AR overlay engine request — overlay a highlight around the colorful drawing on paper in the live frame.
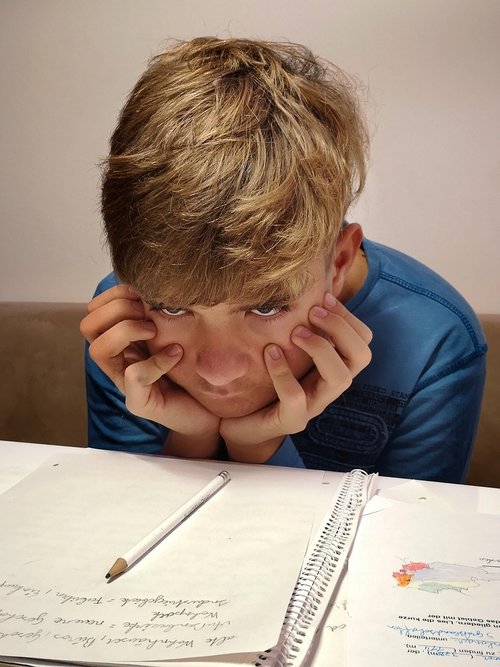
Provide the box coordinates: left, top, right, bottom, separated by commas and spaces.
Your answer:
392, 561, 500, 594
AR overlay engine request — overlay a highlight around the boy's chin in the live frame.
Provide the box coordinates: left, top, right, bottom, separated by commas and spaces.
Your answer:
196, 393, 277, 419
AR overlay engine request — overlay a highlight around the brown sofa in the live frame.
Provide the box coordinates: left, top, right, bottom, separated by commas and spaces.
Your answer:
0, 303, 498, 487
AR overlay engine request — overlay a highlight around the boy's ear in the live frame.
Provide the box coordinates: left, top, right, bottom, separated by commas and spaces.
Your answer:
330, 223, 364, 297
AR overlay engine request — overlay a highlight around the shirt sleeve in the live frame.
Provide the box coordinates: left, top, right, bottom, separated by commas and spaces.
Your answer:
85, 341, 168, 454
266, 436, 305, 468
376, 352, 486, 483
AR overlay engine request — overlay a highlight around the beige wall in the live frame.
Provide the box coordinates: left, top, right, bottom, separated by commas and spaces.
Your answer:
1, 0, 499, 311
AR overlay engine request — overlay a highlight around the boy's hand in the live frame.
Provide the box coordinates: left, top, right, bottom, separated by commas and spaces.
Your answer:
220, 295, 372, 461
80, 285, 221, 456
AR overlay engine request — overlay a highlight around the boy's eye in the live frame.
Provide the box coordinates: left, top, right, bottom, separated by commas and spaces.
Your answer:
249, 305, 286, 317
157, 306, 187, 317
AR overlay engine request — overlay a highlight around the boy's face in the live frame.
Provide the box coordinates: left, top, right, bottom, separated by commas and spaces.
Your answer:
143, 257, 334, 419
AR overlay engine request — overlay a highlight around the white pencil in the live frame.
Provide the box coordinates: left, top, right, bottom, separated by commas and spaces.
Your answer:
105, 470, 231, 579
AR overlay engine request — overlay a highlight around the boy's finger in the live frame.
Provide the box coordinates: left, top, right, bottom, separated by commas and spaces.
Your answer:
264, 345, 308, 434
124, 346, 183, 412
322, 295, 373, 344
81, 297, 146, 342
88, 320, 157, 389
291, 329, 354, 412
86, 284, 141, 313
308, 310, 372, 376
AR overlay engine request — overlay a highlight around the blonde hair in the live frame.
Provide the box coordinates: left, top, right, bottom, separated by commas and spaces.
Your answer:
102, 37, 368, 306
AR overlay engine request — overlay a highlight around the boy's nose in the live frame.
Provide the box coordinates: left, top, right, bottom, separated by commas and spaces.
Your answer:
195, 344, 249, 386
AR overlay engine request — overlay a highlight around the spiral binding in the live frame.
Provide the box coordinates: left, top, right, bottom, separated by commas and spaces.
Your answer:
253, 469, 371, 667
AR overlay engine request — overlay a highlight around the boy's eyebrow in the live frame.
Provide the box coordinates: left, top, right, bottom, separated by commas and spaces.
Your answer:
145, 300, 167, 308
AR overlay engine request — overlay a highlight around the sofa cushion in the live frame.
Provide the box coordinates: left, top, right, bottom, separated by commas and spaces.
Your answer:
0, 302, 87, 446
466, 314, 500, 488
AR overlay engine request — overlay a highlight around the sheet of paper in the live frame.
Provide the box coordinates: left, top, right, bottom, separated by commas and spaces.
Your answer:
362, 494, 393, 516
0, 448, 329, 664
0, 441, 56, 495
478, 487, 500, 516
303, 567, 349, 667
347, 502, 500, 665
377, 479, 456, 512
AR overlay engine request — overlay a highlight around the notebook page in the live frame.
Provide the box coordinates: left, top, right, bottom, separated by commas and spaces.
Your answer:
347, 502, 500, 665
0, 448, 327, 663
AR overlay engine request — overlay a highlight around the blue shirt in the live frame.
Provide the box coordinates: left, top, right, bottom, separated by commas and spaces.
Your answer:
85, 239, 486, 483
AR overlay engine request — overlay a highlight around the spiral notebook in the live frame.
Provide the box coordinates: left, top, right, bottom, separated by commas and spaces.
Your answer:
121, 468, 374, 667
0, 446, 374, 667
252, 468, 373, 667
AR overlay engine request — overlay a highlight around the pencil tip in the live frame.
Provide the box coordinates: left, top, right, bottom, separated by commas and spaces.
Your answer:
106, 557, 128, 580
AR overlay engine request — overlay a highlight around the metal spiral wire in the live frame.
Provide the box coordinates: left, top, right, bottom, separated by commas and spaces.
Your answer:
254, 469, 369, 667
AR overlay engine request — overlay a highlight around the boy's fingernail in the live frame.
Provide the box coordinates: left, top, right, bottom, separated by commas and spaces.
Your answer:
312, 306, 328, 318
293, 326, 312, 338
166, 344, 182, 356
324, 292, 337, 308
141, 320, 156, 330
266, 344, 282, 360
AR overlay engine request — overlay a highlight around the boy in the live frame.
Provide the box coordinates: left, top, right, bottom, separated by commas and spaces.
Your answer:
81, 37, 486, 482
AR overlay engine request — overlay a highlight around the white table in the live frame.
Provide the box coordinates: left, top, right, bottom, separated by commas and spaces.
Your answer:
0, 440, 499, 667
